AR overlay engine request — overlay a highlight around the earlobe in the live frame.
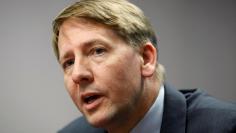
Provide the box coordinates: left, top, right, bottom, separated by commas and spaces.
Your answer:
141, 42, 157, 77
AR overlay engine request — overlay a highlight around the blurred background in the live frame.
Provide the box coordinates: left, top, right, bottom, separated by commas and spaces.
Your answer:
0, 0, 235, 132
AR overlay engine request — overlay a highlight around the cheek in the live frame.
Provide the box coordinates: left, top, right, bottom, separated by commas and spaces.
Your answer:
64, 77, 84, 110
96, 57, 141, 101
64, 76, 72, 93
64, 76, 78, 101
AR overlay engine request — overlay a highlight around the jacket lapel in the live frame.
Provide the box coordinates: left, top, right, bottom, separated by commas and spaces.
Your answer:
160, 84, 187, 133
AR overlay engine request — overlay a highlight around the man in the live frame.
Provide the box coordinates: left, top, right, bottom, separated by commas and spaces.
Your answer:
52, 0, 236, 133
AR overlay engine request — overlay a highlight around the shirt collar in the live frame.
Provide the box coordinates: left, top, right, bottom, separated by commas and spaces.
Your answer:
131, 85, 165, 133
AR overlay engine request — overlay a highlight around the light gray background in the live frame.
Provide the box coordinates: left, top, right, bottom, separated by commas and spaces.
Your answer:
0, 0, 235, 133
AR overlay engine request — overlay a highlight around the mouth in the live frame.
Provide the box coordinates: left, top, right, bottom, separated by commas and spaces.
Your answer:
81, 93, 104, 110
84, 94, 101, 104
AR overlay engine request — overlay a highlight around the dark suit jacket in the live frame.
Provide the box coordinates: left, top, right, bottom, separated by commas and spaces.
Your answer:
58, 84, 236, 133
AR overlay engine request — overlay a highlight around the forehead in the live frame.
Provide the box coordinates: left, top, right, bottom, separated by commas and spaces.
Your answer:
58, 18, 115, 46
57, 18, 127, 59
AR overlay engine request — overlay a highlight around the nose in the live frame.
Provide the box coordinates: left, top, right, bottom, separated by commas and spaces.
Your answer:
71, 59, 93, 86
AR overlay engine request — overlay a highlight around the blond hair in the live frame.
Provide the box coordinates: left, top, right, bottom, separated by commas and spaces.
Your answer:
52, 0, 165, 82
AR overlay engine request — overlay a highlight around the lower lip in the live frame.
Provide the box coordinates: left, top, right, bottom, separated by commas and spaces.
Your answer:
84, 96, 104, 111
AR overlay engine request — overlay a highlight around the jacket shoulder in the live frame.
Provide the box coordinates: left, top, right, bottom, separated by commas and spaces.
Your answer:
58, 117, 106, 133
180, 89, 236, 132
180, 89, 236, 111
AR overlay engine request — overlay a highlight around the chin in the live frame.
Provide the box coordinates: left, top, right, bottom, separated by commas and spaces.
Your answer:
87, 116, 108, 128
86, 111, 114, 128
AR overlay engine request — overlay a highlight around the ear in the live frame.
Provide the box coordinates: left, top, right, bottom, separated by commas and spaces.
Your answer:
140, 42, 157, 77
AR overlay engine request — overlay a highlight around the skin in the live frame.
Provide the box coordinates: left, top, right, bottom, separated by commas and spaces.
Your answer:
57, 18, 159, 133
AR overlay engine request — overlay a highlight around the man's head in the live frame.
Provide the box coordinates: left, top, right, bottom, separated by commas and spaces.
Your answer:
53, 0, 157, 60
52, 0, 164, 132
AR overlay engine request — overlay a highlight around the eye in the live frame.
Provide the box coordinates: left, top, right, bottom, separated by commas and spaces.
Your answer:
92, 47, 106, 56
62, 59, 74, 70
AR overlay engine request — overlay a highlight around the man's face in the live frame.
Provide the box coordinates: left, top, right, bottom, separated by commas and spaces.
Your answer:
58, 18, 145, 127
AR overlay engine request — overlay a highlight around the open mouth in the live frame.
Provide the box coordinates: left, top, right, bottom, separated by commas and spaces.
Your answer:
84, 95, 101, 104
81, 92, 104, 110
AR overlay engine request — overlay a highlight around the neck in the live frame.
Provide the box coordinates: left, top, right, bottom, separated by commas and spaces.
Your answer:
106, 79, 161, 133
